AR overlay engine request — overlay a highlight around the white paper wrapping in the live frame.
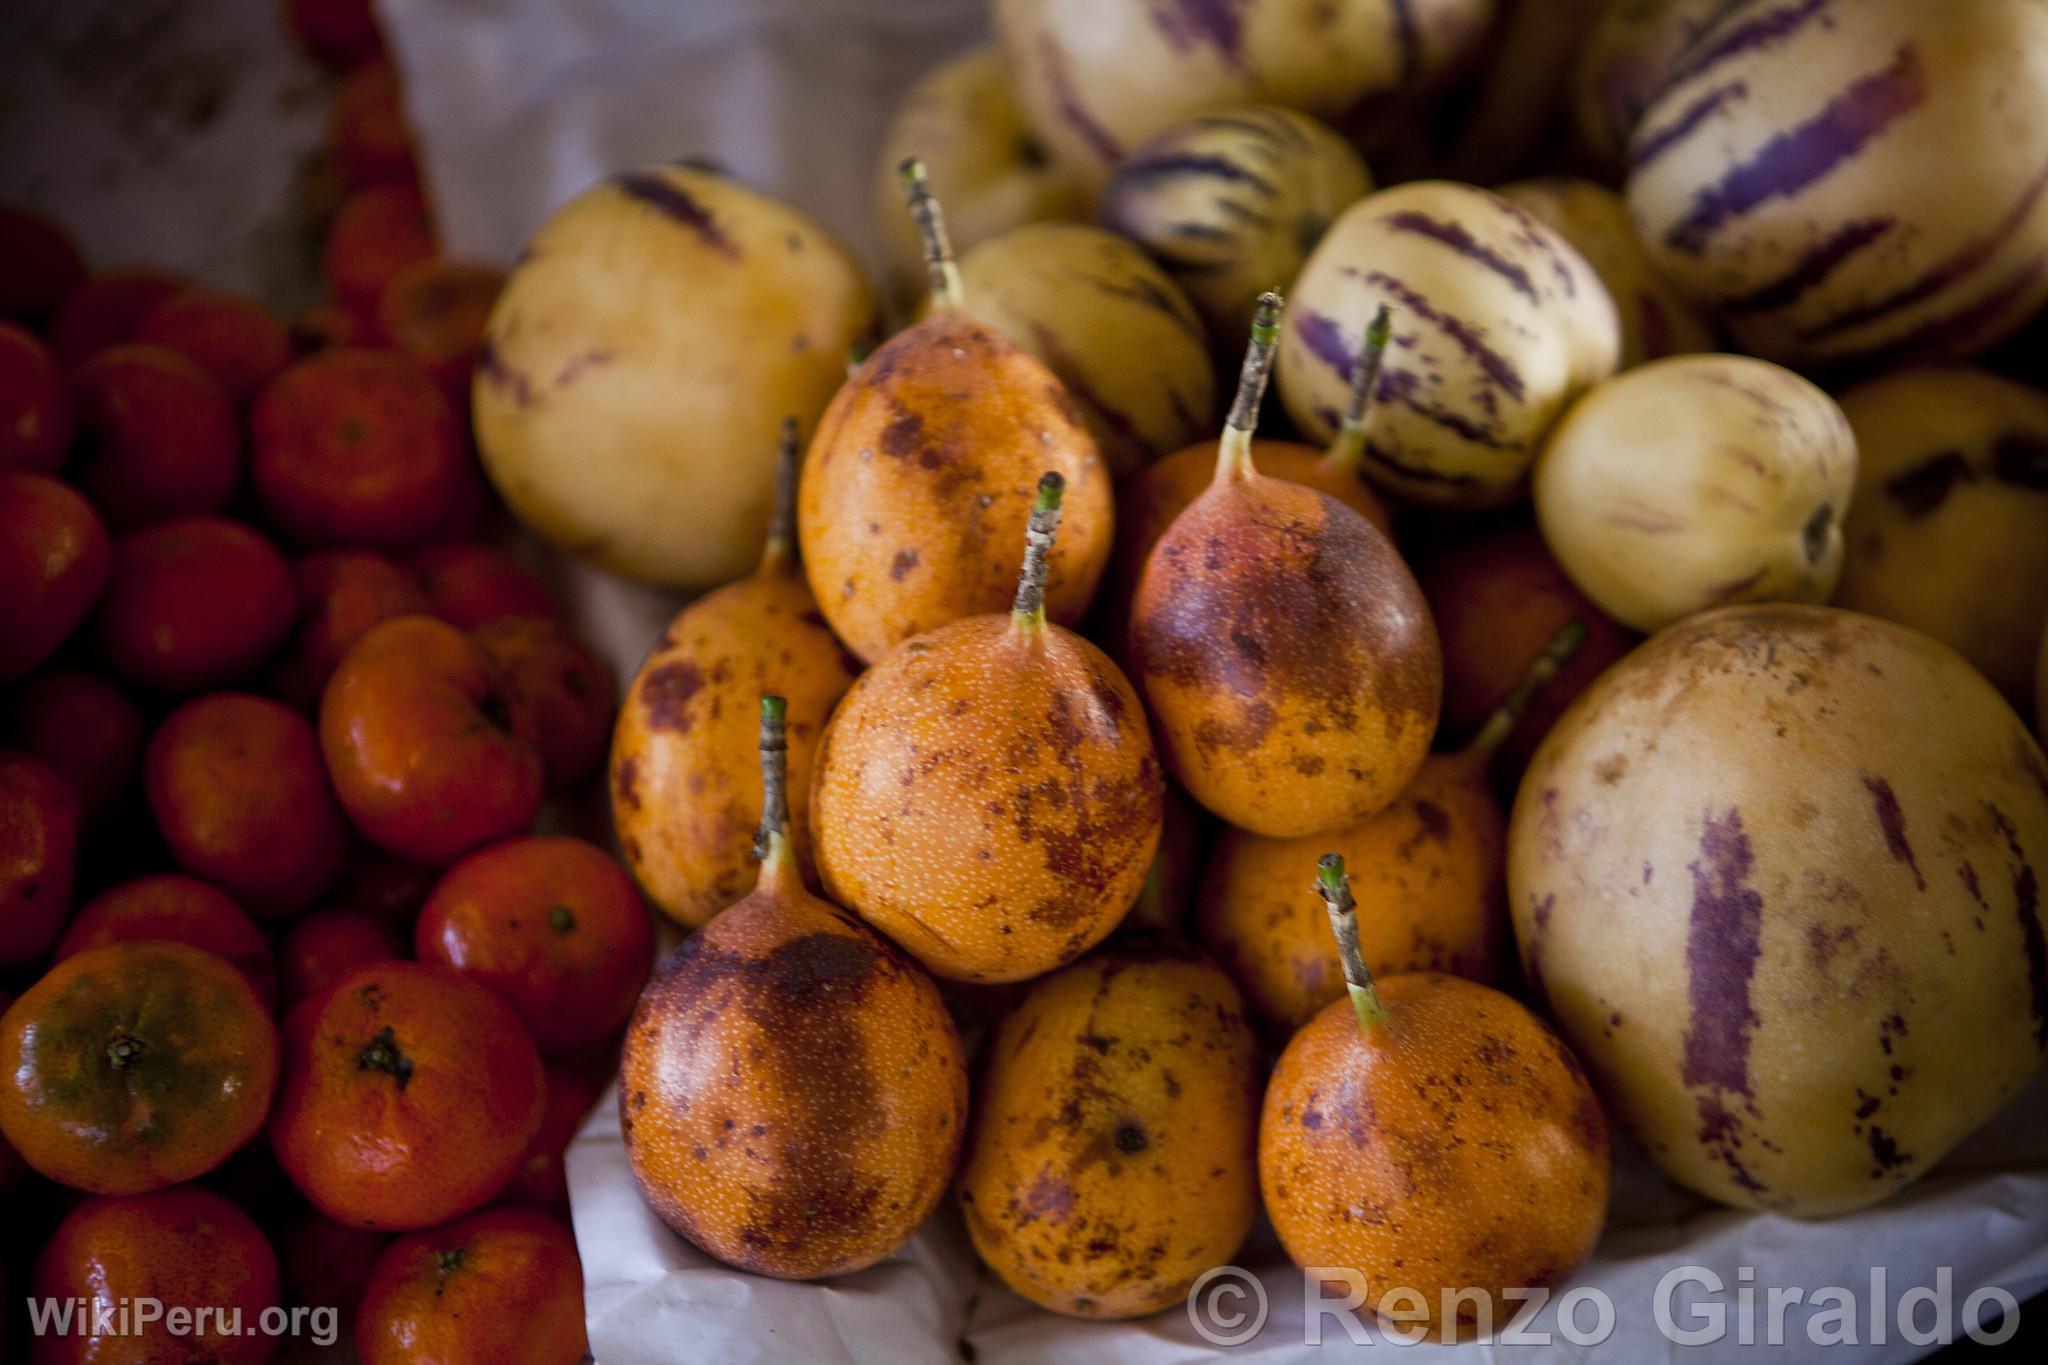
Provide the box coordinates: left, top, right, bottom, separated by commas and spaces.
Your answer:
374, 2, 2048, 1361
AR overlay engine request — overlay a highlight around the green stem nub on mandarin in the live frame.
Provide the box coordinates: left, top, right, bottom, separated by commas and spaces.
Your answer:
899, 157, 963, 311
755, 694, 791, 868
1218, 291, 1284, 481
1316, 853, 1387, 1035
762, 416, 801, 572
1012, 471, 1066, 629
1326, 303, 1393, 475
1465, 618, 1588, 765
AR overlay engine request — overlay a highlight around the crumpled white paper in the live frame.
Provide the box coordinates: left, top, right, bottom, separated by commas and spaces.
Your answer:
377, 2, 2048, 1360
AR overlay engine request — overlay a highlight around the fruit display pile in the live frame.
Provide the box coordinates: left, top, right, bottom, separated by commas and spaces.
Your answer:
5, 0, 2048, 1358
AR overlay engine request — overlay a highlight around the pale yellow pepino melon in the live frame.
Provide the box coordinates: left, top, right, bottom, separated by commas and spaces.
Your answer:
1510, 605, 2048, 1216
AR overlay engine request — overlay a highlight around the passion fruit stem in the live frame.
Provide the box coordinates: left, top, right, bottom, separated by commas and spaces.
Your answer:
845, 337, 871, 375
1316, 853, 1387, 1035
900, 157, 963, 311
755, 694, 791, 871
1218, 291, 1283, 482
1011, 471, 1066, 629
1465, 619, 1588, 765
761, 416, 801, 573
1324, 304, 1392, 475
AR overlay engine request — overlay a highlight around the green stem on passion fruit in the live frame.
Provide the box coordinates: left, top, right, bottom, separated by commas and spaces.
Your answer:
1317, 853, 1388, 1036
754, 694, 793, 876
1216, 291, 1283, 483
900, 158, 963, 311
1322, 304, 1393, 476
760, 416, 801, 574
1462, 618, 1588, 767
1011, 472, 1066, 632
845, 336, 872, 376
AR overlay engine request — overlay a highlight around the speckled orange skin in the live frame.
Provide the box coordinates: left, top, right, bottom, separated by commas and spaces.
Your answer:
958, 943, 1260, 1319
1260, 973, 1611, 1341
799, 313, 1113, 663
1130, 468, 1441, 838
356, 1206, 588, 1365
1419, 525, 1635, 780
0, 942, 280, 1196
612, 565, 860, 929
1197, 751, 1505, 1041
32, 1184, 280, 1365
812, 615, 1164, 983
618, 856, 968, 1279
1098, 439, 1394, 667
269, 960, 545, 1230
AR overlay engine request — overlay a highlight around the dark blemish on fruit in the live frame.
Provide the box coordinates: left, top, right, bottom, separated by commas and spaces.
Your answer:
1114, 1121, 1149, 1154
879, 406, 924, 460
1682, 808, 1765, 1098
1883, 450, 1973, 519
1662, 44, 1928, 256
1695, 1093, 1769, 1194
1024, 1170, 1077, 1225
1381, 210, 1538, 304
1531, 893, 1554, 932
612, 172, 741, 260
1987, 803, 2048, 1047
553, 348, 614, 388
474, 338, 533, 406
1595, 753, 1629, 785
1867, 1125, 1911, 1174
1994, 433, 2048, 489
1293, 753, 1325, 777
640, 660, 704, 731
1860, 775, 1925, 890
889, 548, 920, 581
613, 756, 640, 810
1408, 798, 1451, 849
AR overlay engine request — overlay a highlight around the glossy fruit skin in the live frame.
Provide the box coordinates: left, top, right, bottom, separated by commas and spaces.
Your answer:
0, 320, 70, 472
1, 668, 147, 822
1834, 366, 2048, 707
619, 871, 968, 1279
1, 751, 79, 968
47, 267, 187, 363
1260, 973, 1611, 1340
416, 835, 652, 1054
1100, 437, 1393, 665
325, 183, 436, 318
1130, 472, 1440, 838
476, 165, 876, 590
93, 515, 296, 694
1510, 605, 2048, 1215
611, 566, 859, 928
814, 616, 1163, 983
145, 693, 349, 917
56, 874, 278, 1011
357, 1206, 588, 1365
375, 258, 503, 403
0, 941, 280, 1195
269, 549, 432, 711
505, 1060, 603, 1215
953, 223, 1216, 477
319, 615, 544, 866
68, 343, 242, 531
276, 908, 405, 1009
1198, 751, 1506, 1040
1626, 0, 2048, 368
0, 470, 110, 682
408, 541, 559, 629
1533, 354, 1856, 632
271, 959, 546, 1229
799, 313, 1113, 663
470, 615, 615, 788
132, 288, 293, 406
32, 1184, 281, 1365
251, 347, 465, 548
1418, 524, 1635, 780
958, 944, 1261, 1318
329, 60, 416, 188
